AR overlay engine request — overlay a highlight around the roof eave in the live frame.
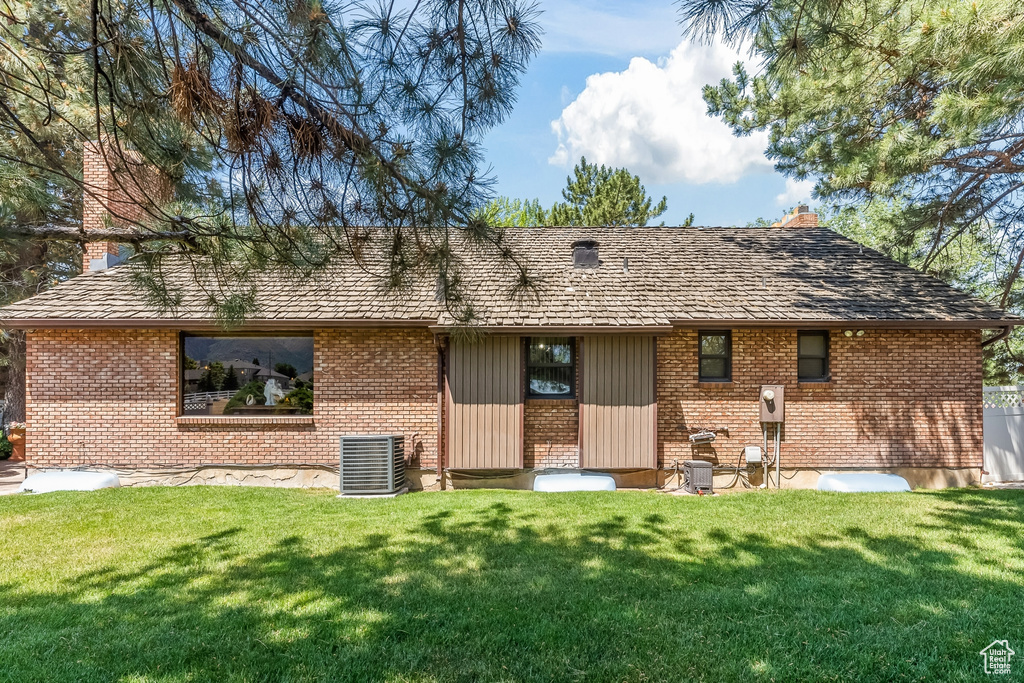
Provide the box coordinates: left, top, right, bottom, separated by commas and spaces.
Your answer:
0, 317, 439, 330
666, 318, 1019, 330
427, 324, 675, 335
3, 316, 1016, 331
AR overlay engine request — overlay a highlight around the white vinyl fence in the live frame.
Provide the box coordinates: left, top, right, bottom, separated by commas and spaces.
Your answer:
983, 386, 1024, 483
181, 390, 236, 415
182, 390, 235, 403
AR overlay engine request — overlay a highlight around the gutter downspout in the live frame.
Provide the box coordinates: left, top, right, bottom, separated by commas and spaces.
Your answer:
435, 334, 446, 489
982, 325, 1014, 348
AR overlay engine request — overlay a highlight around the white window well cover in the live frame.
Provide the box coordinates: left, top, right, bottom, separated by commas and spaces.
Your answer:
533, 472, 616, 492
19, 471, 121, 494
817, 472, 911, 493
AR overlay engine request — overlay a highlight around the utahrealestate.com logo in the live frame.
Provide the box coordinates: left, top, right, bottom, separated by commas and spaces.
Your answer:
980, 640, 1015, 675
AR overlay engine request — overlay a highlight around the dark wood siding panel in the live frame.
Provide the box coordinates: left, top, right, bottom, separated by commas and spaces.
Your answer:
447, 336, 523, 468
580, 335, 656, 469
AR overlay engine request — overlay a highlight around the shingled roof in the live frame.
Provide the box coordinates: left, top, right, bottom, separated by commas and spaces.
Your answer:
0, 227, 1013, 329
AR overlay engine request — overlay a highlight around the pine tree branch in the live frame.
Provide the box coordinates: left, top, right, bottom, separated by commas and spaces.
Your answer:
166, 0, 373, 156
2, 222, 198, 245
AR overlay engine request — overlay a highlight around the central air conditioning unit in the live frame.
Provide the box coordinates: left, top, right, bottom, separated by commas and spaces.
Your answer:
339, 435, 407, 496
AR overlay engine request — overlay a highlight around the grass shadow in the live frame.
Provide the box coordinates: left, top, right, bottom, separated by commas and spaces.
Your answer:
0, 488, 1022, 681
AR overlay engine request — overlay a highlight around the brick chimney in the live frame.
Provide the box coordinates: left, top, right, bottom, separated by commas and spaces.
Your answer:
772, 205, 819, 228
82, 140, 169, 271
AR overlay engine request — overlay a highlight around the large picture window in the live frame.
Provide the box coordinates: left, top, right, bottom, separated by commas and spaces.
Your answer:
526, 337, 575, 398
181, 334, 314, 415
798, 331, 830, 382
698, 331, 731, 382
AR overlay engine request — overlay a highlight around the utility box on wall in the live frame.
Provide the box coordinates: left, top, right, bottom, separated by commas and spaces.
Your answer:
760, 384, 785, 422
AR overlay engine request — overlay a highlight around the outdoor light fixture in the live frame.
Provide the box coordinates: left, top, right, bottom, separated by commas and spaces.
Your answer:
856, 330, 865, 336
844, 330, 854, 337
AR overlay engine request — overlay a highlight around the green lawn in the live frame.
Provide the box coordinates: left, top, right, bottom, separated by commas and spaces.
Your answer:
1, 487, 1022, 682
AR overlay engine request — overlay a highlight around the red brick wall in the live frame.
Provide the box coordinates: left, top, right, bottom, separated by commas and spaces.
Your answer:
82, 141, 171, 270
25, 328, 439, 469
24, 326, 982, 473
657, 328, 983, 469
524, 400, 578, 468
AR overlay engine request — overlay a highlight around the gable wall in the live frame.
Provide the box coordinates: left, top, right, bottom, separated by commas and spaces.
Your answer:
24, 328, 439, 471
657, 328, 984, 469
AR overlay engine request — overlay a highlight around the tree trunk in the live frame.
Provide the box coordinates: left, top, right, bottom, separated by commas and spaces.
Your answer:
2, 330, 26, 425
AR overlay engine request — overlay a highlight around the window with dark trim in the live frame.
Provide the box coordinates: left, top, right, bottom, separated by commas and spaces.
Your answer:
698, 331, 731, 382
181, 333, 314, 415
797, 331, 830, 382
526, 337, 575, 398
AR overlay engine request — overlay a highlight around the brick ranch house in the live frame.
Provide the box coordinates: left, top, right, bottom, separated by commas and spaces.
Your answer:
0, 152, 1015, 489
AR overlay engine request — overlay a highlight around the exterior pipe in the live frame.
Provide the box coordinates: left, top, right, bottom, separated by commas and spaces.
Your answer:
775, 423, 781, 490
981, 325, 1014, 348
762, 425, 769, 488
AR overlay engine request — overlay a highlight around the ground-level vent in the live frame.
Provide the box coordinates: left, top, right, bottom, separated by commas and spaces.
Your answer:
339, 435, 405, 495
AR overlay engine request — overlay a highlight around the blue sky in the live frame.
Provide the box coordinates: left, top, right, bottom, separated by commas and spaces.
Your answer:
481, 1, 814, 227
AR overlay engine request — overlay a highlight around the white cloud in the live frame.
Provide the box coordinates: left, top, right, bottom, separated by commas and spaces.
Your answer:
548, 39, 773, 185
775, 178, 816, 206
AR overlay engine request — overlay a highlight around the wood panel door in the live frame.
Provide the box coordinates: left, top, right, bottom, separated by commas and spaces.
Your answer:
446, 336, 523, 469
580, 336, 656, 469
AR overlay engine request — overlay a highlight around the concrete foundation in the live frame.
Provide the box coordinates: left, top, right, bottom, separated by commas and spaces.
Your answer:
21, 465, 982, 492
438, 466, 982, 491
26, 465, 341, 490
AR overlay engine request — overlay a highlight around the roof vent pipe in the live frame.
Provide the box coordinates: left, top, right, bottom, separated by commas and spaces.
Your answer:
572, 239, 600, 268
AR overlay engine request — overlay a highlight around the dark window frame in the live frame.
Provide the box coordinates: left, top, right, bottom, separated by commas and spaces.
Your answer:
698, 330, 732, 382
797, 330, 830, 382
179, 331, 315, 416
525, 336, 576, 400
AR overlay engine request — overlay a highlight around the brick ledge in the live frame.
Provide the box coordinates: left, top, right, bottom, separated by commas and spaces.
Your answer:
176, 416, 315, 426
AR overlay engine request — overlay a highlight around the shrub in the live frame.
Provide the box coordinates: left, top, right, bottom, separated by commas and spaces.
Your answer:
284, 386, 313, 414
0, 434, 11, 460
224, 380, 266, 413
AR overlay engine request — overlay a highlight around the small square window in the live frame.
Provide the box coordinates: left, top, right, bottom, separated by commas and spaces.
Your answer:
526, 337, 575, 398
798, 331, 830, 382
698, 331, 731, 382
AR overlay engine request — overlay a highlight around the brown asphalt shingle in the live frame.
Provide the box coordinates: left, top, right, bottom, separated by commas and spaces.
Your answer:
0, 227, 1013, 328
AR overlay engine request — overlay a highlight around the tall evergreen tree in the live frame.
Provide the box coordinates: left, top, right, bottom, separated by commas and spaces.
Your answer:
479, 158, 687, 228
223, 365, 240, 391
550, 158, 670, 227
0, 0, 542, 420
677, 0, 1024, 307
0, 0, 542, 317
